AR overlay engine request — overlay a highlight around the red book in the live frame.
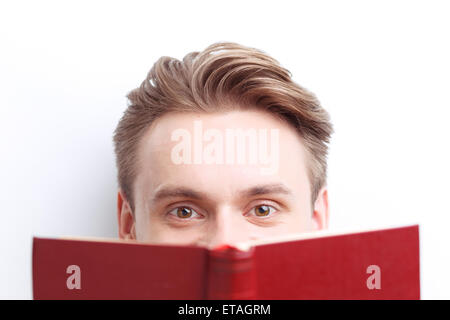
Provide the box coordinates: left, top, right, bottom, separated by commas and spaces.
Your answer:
32, 225, 420, 299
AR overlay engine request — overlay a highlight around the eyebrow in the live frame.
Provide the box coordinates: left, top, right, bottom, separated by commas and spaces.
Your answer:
151, 183, 292, 203
240, 183, 293, 198
152, 186, 205, 203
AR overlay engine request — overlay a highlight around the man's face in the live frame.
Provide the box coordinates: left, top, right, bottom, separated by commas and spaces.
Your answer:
118, 109, 328, 248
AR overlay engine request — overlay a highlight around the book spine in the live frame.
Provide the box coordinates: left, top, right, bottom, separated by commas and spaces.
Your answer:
206, 245, 256, 300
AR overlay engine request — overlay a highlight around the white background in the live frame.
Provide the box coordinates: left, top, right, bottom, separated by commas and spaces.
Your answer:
1, 0, 449, 299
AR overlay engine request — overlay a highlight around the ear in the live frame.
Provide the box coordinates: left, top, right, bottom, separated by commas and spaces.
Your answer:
117, 189, 136, 240
312, 186, 329, 230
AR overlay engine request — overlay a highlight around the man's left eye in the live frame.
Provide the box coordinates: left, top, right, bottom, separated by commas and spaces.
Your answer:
250, 205, 277, 217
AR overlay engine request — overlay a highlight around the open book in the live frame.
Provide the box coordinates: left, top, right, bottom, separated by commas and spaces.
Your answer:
32, 225, 420, 299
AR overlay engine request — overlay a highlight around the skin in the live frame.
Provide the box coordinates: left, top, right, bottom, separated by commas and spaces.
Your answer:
117, 109, 329, 249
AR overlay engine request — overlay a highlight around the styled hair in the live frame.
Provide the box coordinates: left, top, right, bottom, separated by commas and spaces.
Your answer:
113, 42, 333, 212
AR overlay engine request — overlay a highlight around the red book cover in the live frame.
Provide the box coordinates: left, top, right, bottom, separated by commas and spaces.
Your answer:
32, 225, 420, 299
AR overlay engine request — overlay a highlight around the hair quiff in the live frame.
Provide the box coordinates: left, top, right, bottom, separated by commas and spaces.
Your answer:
113, 42, 333, 212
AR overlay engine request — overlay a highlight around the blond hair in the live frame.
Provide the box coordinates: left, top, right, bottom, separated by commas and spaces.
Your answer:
113, 42, 333, 211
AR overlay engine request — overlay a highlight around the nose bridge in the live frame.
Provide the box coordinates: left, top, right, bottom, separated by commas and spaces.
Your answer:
208, 205, 240, 247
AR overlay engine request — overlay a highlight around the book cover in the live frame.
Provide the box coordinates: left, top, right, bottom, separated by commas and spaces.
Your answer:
32, 225, 420, 299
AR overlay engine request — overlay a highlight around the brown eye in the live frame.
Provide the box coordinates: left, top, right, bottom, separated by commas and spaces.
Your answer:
168, 206, 201, 220
254, 205, 272, 217
176, 207, 192, 218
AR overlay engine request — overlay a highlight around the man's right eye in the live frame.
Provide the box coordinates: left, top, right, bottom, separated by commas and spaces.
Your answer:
167, 207, 200, 219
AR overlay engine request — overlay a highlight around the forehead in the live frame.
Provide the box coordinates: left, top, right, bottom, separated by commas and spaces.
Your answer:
134, 109, 311, 200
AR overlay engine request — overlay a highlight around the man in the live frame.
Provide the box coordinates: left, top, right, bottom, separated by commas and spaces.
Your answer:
113, 42, 333, 249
